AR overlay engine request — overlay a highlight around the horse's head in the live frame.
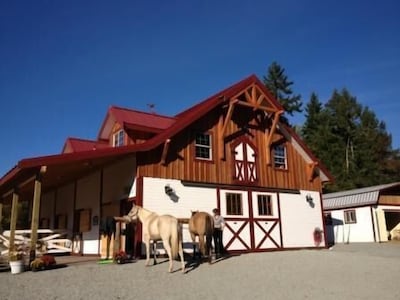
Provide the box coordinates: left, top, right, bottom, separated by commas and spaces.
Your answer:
126, 205, 140, 222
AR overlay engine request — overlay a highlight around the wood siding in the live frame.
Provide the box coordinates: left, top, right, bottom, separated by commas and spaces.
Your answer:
137, 105, 322, 192
379, 195, 400, 205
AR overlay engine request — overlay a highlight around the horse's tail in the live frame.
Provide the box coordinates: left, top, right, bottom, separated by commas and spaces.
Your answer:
170, 220, 180, 259
205, 214, 214, 255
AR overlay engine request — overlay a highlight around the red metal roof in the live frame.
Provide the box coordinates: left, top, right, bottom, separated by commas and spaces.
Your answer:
0, 74, 333, 193
63, 137, 110, 153
97, 106, 176, 140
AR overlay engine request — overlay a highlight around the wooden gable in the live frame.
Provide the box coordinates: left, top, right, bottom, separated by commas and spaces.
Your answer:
137, 77, 327, 191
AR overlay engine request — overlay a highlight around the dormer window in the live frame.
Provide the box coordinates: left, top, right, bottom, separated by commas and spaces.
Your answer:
195, 132, 212, 160
113, 130, 124, 147
273, 144, 287, 169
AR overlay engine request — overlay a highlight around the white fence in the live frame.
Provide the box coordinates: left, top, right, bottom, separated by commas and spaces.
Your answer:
0, 229, 72, 257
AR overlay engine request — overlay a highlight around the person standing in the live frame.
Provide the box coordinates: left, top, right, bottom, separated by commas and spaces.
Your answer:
212, 208, 225, 257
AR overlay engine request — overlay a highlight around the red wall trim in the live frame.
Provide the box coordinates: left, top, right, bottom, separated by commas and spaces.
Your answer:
135, 176, 143, 258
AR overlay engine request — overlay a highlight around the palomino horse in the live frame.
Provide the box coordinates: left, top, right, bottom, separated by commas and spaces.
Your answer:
188, 211, 214, 263
118, 204, 185, 273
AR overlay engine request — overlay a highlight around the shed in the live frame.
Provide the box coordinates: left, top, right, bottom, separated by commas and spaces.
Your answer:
323, 182, 400, 244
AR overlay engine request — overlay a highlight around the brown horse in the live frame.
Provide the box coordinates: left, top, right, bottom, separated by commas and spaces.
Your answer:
188, 211, 214, 262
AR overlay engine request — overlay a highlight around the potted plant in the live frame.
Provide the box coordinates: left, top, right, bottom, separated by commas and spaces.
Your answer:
9, 241, 29, 274
114, 250, 128, 264
9, 251, 25, 274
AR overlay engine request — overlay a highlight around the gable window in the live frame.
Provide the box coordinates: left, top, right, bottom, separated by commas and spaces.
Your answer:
195, 132, 212, 160
226, 193, 242, 215
344, 210, 357, 224
113, 130, 124, 147
273, 145, 287, 169
257, 194, 272, 216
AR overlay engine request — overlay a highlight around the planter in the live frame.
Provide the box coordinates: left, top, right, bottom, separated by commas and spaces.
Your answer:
9, 260, 25, 274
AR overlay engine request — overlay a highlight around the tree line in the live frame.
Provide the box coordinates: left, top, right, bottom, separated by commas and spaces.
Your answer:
263, 62, 400, 192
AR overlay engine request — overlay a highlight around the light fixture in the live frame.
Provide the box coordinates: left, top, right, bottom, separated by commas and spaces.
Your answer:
164, 184, 174, 196
306, 194, 313, 203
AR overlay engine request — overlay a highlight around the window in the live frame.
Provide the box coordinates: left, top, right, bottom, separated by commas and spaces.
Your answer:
226, 193, 242, 215
113, 130, 124, 147
257, 195, 272, 216
273, 145, 287, 169
344, 210, 357, 224
195, 132, 212, 160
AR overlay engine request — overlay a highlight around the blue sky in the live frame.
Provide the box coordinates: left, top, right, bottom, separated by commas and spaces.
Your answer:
1, 0, 399, 176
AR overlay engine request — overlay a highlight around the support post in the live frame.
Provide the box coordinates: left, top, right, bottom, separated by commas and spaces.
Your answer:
9, 191, 19, 260
0, 202, 3, 232
29, 176, 42, 262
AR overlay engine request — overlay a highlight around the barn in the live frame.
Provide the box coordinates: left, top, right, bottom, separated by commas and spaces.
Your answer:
323, 182, 400, 245
0, 75, 332, 258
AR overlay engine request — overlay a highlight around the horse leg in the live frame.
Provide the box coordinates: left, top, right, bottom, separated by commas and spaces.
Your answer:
162, 238, 173, 273
190, 232, 197, 261
152, 240, 157, 265
179, 238, 185, 273
198, 234, 205, 261
144, 237, 151, 266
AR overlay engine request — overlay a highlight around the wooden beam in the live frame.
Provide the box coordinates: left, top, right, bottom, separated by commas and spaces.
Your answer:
236, 100, 278, 113
218, 114, 225, 160
221, 99, 238, 139
161, 139, 171, 165
307, 162, 319, 182
266, 110, 284, 165
255, 94, 265, 110
29, 177, 42, 262
251, 85, 256, 104
9, 191, 19, 259
1, 174, 37, 199
244, 90, 252, 104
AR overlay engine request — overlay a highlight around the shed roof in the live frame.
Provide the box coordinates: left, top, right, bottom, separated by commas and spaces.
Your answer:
323, 182, 400, 210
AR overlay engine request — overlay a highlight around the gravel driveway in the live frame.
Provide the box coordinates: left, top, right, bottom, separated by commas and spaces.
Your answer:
1, 243, 400, 300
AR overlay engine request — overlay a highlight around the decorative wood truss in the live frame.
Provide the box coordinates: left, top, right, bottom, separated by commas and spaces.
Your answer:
306, 161, 319, 182
220, 84, 284, 161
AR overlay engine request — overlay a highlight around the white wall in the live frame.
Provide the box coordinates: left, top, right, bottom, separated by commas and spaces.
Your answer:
142, 177, 217, 252
327, 206, 375, 243
76, 172, 101, 254
280, 190, 325, 248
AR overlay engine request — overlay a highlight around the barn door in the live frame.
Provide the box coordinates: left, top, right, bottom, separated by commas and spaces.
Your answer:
232, 138, 258, 183
250, 192, 281, 250
219, 190, 281, 253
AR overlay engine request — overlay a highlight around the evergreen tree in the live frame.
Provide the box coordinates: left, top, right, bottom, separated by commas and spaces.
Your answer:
302, 92, 323, 147
263, 61, 302, 125
302, 88, 400, 192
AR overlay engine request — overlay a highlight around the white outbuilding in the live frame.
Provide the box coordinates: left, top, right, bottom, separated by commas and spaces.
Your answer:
323, 182, 400, 244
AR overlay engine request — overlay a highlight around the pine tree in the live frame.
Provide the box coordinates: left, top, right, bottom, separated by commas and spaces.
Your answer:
302, 88, 400, 192
302, 92, 323, 147
263, 61, 302, 125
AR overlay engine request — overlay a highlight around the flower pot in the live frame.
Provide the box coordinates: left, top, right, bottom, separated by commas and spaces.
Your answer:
9, 260, 24, 274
